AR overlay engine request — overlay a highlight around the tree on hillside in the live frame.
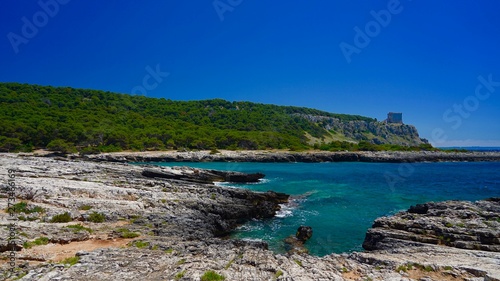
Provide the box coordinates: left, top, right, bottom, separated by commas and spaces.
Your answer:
46, 139, 77, 154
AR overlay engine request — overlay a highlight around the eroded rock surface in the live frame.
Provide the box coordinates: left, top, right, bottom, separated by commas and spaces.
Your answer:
0, 154, 499, 281
83, 150, 500, 163
363, 199, 500, 252
362, 199, 500, 280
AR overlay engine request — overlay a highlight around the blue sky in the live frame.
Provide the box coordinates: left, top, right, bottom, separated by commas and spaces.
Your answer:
1, 1, 500, 146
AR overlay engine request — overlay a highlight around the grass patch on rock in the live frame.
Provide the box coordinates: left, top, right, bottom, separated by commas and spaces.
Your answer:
200, 270, 225, 281
8, 202, 45, 214
60, 256, 80, 267
174, 271, 185, 280
129, 240, 149, 249
115, 228, 140, 238
66, 224, 93, 233
23, 237, 49, 249
79, 205, 93, 211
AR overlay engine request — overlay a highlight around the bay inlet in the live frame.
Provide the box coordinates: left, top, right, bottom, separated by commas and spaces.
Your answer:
148, 161, 500, 256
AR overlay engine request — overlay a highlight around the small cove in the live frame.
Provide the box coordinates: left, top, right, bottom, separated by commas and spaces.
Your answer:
142, 161, 500, 256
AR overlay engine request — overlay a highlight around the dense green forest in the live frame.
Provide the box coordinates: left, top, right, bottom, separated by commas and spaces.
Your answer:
1, 83, 383, 153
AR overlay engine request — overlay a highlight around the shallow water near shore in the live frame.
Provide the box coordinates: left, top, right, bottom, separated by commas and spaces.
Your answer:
147, 161, 500, 256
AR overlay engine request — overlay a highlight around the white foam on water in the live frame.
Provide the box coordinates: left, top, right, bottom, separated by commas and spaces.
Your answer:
275, 203, 295, 218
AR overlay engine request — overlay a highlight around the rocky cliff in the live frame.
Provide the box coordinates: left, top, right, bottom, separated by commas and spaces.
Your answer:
296, 114, 427, 146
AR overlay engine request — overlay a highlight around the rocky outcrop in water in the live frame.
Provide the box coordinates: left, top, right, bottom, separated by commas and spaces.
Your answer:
141, 167, 265, 184
363, 199, 500, 252
285, 226, 313, 255
361, 199, 500, 280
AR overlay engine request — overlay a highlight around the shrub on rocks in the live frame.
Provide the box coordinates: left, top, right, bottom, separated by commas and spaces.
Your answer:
50, 212, 72, 223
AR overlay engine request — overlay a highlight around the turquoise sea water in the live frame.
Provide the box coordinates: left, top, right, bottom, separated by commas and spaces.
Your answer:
146, 161, 500, 256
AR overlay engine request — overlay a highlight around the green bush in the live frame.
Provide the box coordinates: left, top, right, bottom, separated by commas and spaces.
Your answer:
0, 137, 22, 152
88, 212, 105, 223
79, 146, 101, 155
200, 270, 225, 281
50, 212, 72, 223
8, 202, 45, 214
46, 139, 77, 154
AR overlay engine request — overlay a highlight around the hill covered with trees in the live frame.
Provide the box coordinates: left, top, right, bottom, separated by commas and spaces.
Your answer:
0, 83, 429, 153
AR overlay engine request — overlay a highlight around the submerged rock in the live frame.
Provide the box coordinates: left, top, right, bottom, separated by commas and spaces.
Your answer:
284, 226, 313, 255
296, 225, 313, 242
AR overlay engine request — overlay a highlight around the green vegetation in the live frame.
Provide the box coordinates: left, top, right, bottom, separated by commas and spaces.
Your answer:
200, 270, 225, 281
224, 258, 235, 269
396, 264, 410, 272
23, 237, 49, 249
174, 271, 185, 280
66, 224, 93, 233
60, 256, 80, 266
46, 139, 77, 154
0, 83, 378, 152
18, 215, 39, 221
274, 270, 284, 279
8, 202, 45, 214
396, 263, 434, 273
130, 240, 149, 248
315, 141, 436, 152
115, 228, 140, 238
294, 259, 303, 267
50, 212, 72, 223
12, 272, 27, 280
88, 212, 105, 223
177, 258, 186, 265
78, 205, 93, 211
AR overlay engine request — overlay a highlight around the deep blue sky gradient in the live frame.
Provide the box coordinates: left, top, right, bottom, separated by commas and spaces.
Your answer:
1, 1, 500, 146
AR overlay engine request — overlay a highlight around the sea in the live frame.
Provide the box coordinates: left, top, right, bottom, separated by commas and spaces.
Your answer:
144, 150, 500, 256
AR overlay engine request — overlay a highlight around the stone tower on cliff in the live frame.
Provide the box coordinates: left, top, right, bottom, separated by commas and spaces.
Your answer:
386, 112, 403, 124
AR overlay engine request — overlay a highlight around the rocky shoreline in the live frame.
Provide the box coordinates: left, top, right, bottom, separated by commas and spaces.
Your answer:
1, 153, 499, 280
81, 150, 500, 163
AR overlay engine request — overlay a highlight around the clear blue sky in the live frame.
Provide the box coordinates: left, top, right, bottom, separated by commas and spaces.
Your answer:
1, 1, 500, 146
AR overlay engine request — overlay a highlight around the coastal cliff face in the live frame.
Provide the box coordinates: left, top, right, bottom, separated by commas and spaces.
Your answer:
1, 154, 499, 281
296, 114, 427, 146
